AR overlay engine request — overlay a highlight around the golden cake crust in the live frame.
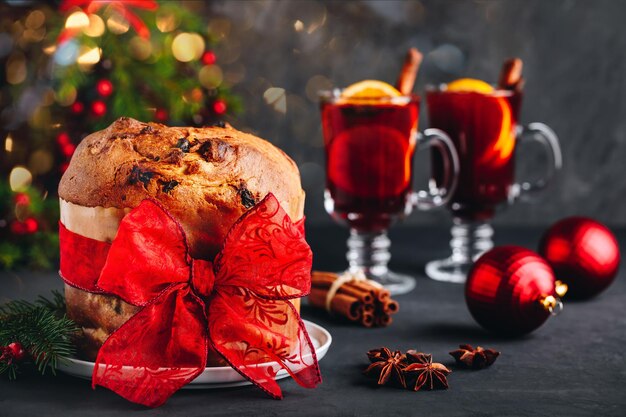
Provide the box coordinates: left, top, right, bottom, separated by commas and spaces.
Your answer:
59, 117, 305, 259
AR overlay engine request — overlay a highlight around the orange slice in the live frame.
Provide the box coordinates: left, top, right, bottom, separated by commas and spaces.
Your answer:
341, 80, 402, 98
447, 78, 494, 94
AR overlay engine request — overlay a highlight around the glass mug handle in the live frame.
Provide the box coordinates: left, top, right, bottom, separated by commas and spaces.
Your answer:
412, 128, 460, 211
510, 122, 563, 202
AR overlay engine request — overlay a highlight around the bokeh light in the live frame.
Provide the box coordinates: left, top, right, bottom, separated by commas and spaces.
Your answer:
156, 11, 179, 33
107, 13, 130, 35
172, 32, 205, 62
129, 36, 152, 60
264, 87, 287, 114
76, 46, 101, 65
6, 52, 27, 85
9, 166, 33, 192
198, 65, 223, 88
65, 11, 89, 30
83, 14, 105, 37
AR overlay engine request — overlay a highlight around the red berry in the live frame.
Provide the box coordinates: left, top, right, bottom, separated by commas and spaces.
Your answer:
155, 108, 168, 122
56, 132, 71, 146
96, 79, 114, 97
10, 220, 26, 235
212, 99, 227, 115
14, 193, 30, 206
23, 217, 38, 233
60, 162, 70, 173
202, 51, 216, 66
92, 101, 107, 117
61, 143, 76, 158
71, 101, 84, 114
7, 342, 26, 361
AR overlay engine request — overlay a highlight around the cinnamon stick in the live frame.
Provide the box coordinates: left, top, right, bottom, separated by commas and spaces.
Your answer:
312, 277, 374, 304
308, 271, 400, 327
309, 287, 362, 321
383, 300, 399, 314
497, 58, 523, 91
374, 314, 392, 327
362, 311, 375, 328
396, 48, 423, 95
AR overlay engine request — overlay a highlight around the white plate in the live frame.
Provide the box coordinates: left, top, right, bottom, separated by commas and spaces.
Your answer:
56, 320, 331, 389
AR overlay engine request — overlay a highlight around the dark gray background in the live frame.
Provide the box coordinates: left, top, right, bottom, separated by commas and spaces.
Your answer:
208, 0, 626, 227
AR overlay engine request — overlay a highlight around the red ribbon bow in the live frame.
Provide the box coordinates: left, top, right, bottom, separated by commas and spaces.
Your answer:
59, 193, 321, 407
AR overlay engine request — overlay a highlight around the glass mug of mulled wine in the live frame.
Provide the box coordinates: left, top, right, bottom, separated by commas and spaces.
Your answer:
320, 89, 460, 295
425, 83, 562, 283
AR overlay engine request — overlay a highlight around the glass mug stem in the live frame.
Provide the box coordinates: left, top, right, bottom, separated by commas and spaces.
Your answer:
346, 229, 391, 279
426, 220, 494, 283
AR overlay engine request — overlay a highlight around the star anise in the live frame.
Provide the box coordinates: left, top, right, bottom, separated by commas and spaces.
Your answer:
449, 344, 500, 369
403, 351, 451, 391
364, 347, 407, 388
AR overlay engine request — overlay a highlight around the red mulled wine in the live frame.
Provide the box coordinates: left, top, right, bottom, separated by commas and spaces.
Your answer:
321, 96, 419, 231
427, 89, 522, 221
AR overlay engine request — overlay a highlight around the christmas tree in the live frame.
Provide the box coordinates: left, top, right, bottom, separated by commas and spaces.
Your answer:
0, 1, 242, 269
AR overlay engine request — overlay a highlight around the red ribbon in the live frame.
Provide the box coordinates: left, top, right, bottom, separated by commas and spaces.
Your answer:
59, 193, 321, 407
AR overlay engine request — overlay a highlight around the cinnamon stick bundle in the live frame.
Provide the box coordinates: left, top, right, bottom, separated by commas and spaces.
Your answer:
308, 271, 400, 327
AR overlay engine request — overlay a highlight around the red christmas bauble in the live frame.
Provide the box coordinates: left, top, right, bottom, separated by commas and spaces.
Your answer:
96, 79, 114, 97
202, 51, 216, 66
539, 217, 620, 299
212, 99, 227, 115
466, 246, 562, 335
71, 101, 84, 114
92, 100, 107, 117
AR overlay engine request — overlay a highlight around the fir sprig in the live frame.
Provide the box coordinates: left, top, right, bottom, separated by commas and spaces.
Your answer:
0, 291, 79, 380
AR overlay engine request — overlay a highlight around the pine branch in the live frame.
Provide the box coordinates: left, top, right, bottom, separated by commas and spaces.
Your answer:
0, 292, 79, 380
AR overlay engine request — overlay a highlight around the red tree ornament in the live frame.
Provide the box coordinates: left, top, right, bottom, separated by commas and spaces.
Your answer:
71, 101, 85, 114
14, 193, 30, 206
212, 99, 227, 115
23, 218, 39, 234
155, 108, 168, 122
539, 217, 620, 299
61, 143, 76, 158
96, 79, 114, 97
466, 246, 567, 336
91, 101, 107, 117
202, 51, 216, 66
56, 132, 71, 146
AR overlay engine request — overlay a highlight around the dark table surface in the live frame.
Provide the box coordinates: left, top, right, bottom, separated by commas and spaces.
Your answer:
1, 225, 625, 417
